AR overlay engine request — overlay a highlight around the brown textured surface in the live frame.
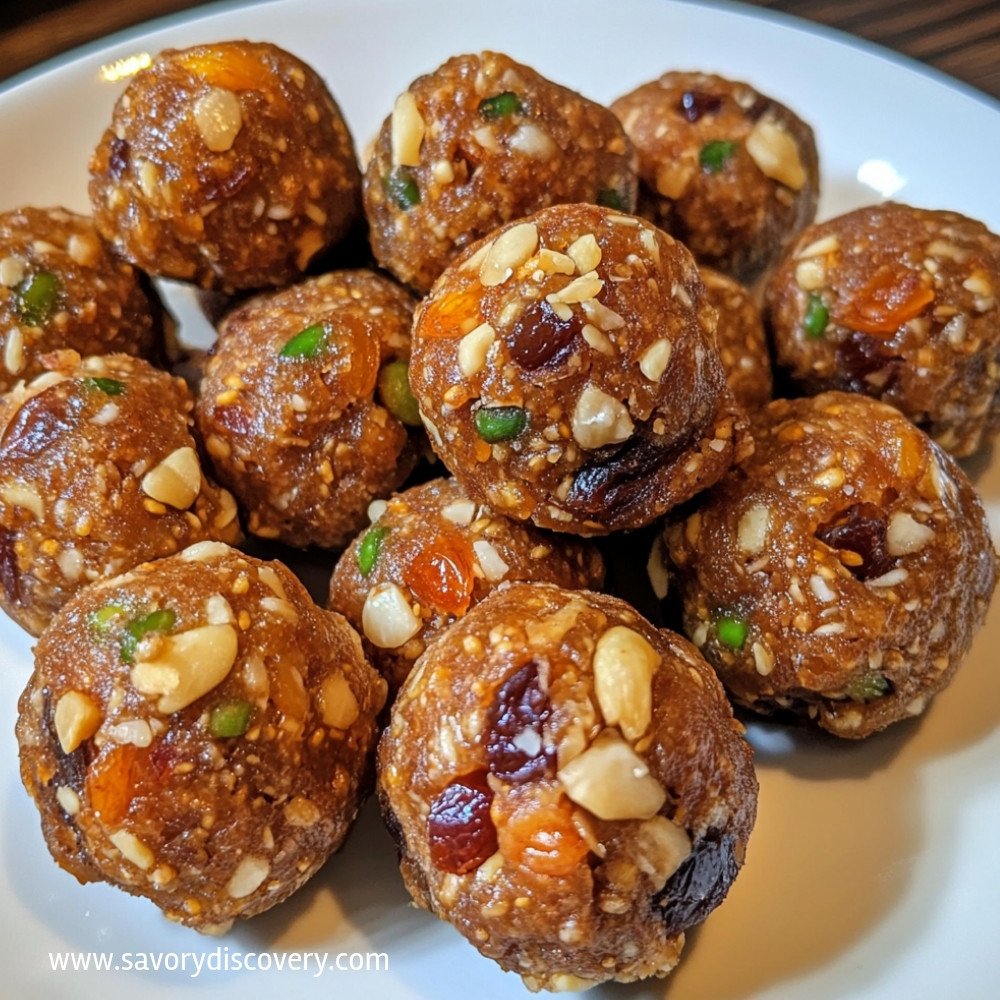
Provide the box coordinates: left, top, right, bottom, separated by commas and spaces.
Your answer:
378, 582, 757, 990
17, 544, 387, 929
666, 391, 998, 738
4, 1, 995, 99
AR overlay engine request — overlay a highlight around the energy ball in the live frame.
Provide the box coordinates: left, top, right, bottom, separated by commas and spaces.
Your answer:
612, 71, 819, 283
363, 51, 638, 294
328, 477, 604, 693
701, 266, 773, 410
196, 269, 419, 549
665, 392, 998, 739
0, 352, 240, 636
409, 202, 752, 536
766, 202, 1000, 457
0, 207, 163, 393
379, 582, 757, 991
17, 542, 386, 932
89, 40, 362, 291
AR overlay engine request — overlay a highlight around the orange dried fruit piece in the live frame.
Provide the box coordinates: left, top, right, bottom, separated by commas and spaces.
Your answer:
86, 744, 149, 826
495, 787, 590, 877
834, 264, 934, 337
403, 531, 475, 616
175, 47, 273, 94
419, 283, 482, 340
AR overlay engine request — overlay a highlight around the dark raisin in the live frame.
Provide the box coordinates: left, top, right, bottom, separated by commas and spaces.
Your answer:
486, 662, 554, 783
506, 298, 581, 371
0, 388, 80, 462
212, 403, 252, 437
678, 90, 723, 122
428, 770, 497, 874
197, 161, 254, 202
0, 527, 21, 606
835, 332, 901, 393
816, 502, 894, 580
745, 94, 772, 121
108, 136, 130, 180
652, 833, 738, 936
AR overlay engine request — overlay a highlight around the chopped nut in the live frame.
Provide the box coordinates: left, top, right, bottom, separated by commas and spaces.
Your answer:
566, 234, 602, 274
745, 117, 806, 190
55, 786, 81, 816
582, 323, 614, 355
458, 322, 496, 376
796, 234, 840, 259
634, 815, 692, 884
67, 232, 101, 267
655, 160, 694, 199
318, 671, 359, 730
795, 258, 826, 290
480, 222, 538, 287
886, 512, 934, 556
283, 796, 321, 828
558, 729, 666, 821
536, 248, 576, 275
0, 255, 25, 287
581, 298, 625, 331
390, 91, 425, 167
130, 624, 238, 714
751, 641, 774, 676
4, 327, 24, 375
225, 856, 269, 899
110, 829, 154, 870
0, 482, 44, 519
547, 270, 604, 306
362, 582, 421, 648
638, 339, 672, 381
442, 499, 476, 525
141, 446, 202, 510
54, 690, 102, 753
473, 539, 509, 582
509, 123, 557, 159
737, 504, 770, 556
193, 87, 243, 153
571, 384, 634, 449
592, 626, 659, 741
180, 540, 232, 562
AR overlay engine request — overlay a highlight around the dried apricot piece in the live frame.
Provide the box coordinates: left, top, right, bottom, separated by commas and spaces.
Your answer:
835, 264, 934, 337
404, 531, 474, 616
495, 788, 589, 877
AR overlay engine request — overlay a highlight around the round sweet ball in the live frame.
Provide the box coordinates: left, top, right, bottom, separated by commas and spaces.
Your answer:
0, 207, 164, 393
700, 266, 773, 410
328, 477, 604, 694
17, 542, 387, 932
409, 202, 752, 535
379, 582, 757, 991
89, 40, 362, 291
0, 352, 241, 636
363, 50, 638, 294
765, 202, 1000, 457
196, 269, 420, 549
611, 71, 819, 283
665, 392, 998, 739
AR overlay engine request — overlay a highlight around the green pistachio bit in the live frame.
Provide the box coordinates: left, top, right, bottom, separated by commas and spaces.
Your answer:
474, 405, 527, 443
699, 139, 736, 173
596, 188, 627, 211
803, 293, 830, 339
478, 91, 523, 119
846, 672, 890, 702
357, 525, 390, 578
377, 359, 422, 426
716, 614, 748, 651
209, 698, 252, 738
17, 270, 60, 326
383, 167, 420, 210
90, 603, 127, 635
120, 608, 177, 663
279, 323, 327, 359
82, 376, 126, 396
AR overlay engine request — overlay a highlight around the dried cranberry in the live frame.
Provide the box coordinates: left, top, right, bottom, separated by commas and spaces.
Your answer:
0, 389, 80, 462
653, 833, 738, 936
428, 770, 497, 874
505, 299, 580, 371
486, 662, 553, 783
816, 502, 894, 580
0, 527, 21, 606
678, 90, 722, 123
108, 136, 130, 180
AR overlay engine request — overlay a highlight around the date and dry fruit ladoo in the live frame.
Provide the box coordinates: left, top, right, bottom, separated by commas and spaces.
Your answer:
379, 582, 757, 991
409, 202, 753, 536
363, 51, 638, 294
328, 477, 604, 694
665, 391, 998, 739
17, 542, 387, 932
196, 269, 420, 549
700, 265, 773, 410
611, 71, 819, 283
766, 202, 1000, 457
0, 207, 164, 393
0, 352, 240, 636
89, 41, 362, 292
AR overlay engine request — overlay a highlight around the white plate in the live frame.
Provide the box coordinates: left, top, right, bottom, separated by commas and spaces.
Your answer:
2, 1, 999, 998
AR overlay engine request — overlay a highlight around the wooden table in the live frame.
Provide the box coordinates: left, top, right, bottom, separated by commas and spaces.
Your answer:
1, 0, 998, 99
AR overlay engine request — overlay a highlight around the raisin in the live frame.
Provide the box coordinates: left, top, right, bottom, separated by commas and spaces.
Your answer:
486, 662, 554, 783
108, 136, 130, 180
834, 332, 900, 392
816, 502, 894, 580
677, 90, 722, 123
404, 532, 475, 616
212, 402, 253, 437
0, 527, 21, 606
652, 833, 738, 936
197, 160, 255, 202
428, 770, 497, 874
0, 388, 80, 462
506, 298, 580, 371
